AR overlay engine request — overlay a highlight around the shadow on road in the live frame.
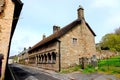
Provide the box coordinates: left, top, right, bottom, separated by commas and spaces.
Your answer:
11, 66, 32, 80
9, 64, 60, 80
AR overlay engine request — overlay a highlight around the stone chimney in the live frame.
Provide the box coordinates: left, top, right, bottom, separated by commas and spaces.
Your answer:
77, 5, 84, 19
24, 47, 26, 50
53, 25, 60, 33
29, 47, 31, 49
43, 34, 46, 39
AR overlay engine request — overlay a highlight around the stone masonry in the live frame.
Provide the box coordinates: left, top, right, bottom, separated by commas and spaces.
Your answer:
0, 0, 15, 79
0, 0, 23, 79
60, 20, 96, 68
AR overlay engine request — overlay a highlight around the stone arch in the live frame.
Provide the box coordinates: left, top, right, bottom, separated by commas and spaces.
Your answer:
38, 55, 41, 63
36, 55, 39, 64
44, 54, 47, 63
41, 54, 44, 63
52, 52, 56, 63
48, 53, 51, 63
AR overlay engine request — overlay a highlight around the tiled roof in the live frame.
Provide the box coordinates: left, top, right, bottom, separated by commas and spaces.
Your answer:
29, 18, 96, 52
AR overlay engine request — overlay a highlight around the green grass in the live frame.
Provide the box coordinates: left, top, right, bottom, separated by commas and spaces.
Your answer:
98, 56, 120, 67
98, 56, 120, 74
60, 65, 81, 73
82, 65, 97, 74
60, 65, 97, 74
60, 56, 120, 75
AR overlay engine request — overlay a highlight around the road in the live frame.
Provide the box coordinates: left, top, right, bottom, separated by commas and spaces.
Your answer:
9, 64, 120, 80
9, 64, 60, 80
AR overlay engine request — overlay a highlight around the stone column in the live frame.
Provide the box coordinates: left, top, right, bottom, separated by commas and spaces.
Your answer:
37, 54, 39, 64
28, 57, 29, 64
35, 55, 37, 65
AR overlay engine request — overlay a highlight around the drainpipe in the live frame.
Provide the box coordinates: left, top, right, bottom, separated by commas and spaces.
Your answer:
57, 40, 61, 72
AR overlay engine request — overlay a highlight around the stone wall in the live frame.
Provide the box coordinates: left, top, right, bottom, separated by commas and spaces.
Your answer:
78, 50, 119, 69
96, 50, 119, 59
0, 0, 15, 79
60, 20, 96, 68
28, 41, 60, 71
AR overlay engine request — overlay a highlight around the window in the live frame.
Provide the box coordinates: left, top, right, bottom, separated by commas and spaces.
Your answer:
72, 38, 77, 44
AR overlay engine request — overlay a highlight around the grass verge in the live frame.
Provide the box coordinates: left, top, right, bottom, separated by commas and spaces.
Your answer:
60, 56, 120, 76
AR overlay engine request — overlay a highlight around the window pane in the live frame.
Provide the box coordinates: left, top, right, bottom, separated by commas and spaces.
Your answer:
73, 38, 77, 44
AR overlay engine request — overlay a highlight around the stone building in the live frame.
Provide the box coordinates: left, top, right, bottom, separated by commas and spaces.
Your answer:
8, 56, 14, 64
28, 6, 96, 71
0, 0, 23, 79
18, 48, 29, 65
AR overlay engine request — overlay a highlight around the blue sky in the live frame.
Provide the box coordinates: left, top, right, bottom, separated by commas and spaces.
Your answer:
10, 0, 120, 56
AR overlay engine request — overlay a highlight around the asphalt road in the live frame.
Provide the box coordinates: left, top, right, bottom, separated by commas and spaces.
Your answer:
9, 64, 60, 80
9, 64, 120, 80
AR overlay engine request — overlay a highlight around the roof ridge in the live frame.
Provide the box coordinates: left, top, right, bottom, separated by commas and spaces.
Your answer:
28, 18, 96, 52
29, 19, 81, 52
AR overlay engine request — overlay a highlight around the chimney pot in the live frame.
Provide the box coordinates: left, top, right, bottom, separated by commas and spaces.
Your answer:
43, 34, 46, 39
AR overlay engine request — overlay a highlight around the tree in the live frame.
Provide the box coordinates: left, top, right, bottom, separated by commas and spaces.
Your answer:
100, 33, 120, 52
115, 27, 120, 35
14, 55, 18, 63
98, 27, 120, 52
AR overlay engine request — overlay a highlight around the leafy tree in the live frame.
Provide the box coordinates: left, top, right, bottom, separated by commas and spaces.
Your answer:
115, 27, 120, 35
100, 33, 120, 52
14, 55, 18, 63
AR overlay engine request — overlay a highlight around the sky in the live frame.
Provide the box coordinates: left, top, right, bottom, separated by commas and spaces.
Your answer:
10, 0, 120, 56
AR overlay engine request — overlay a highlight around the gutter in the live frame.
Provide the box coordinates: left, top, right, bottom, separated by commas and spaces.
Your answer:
57, 39, 61, 72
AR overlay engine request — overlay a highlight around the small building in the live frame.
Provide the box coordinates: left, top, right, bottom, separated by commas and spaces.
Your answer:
28, 6, 96, 71
18, 48, 29, 64
8, 56, 14, 64
0, 0, 23, 79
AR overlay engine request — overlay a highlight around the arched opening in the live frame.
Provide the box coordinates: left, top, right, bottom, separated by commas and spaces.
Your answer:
36, 55, 39, 64
48, 53, 51, 63
38, 55, 41, 64
41, 55, 44, 63
44, 54, 47, 63
52, 52, 56, 63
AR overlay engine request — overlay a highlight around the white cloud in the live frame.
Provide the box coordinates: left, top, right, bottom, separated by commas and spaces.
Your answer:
107, 13, 120, 25
10, 25, 42, 56
91, 0, 120, 8
105, 12, 120, 31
